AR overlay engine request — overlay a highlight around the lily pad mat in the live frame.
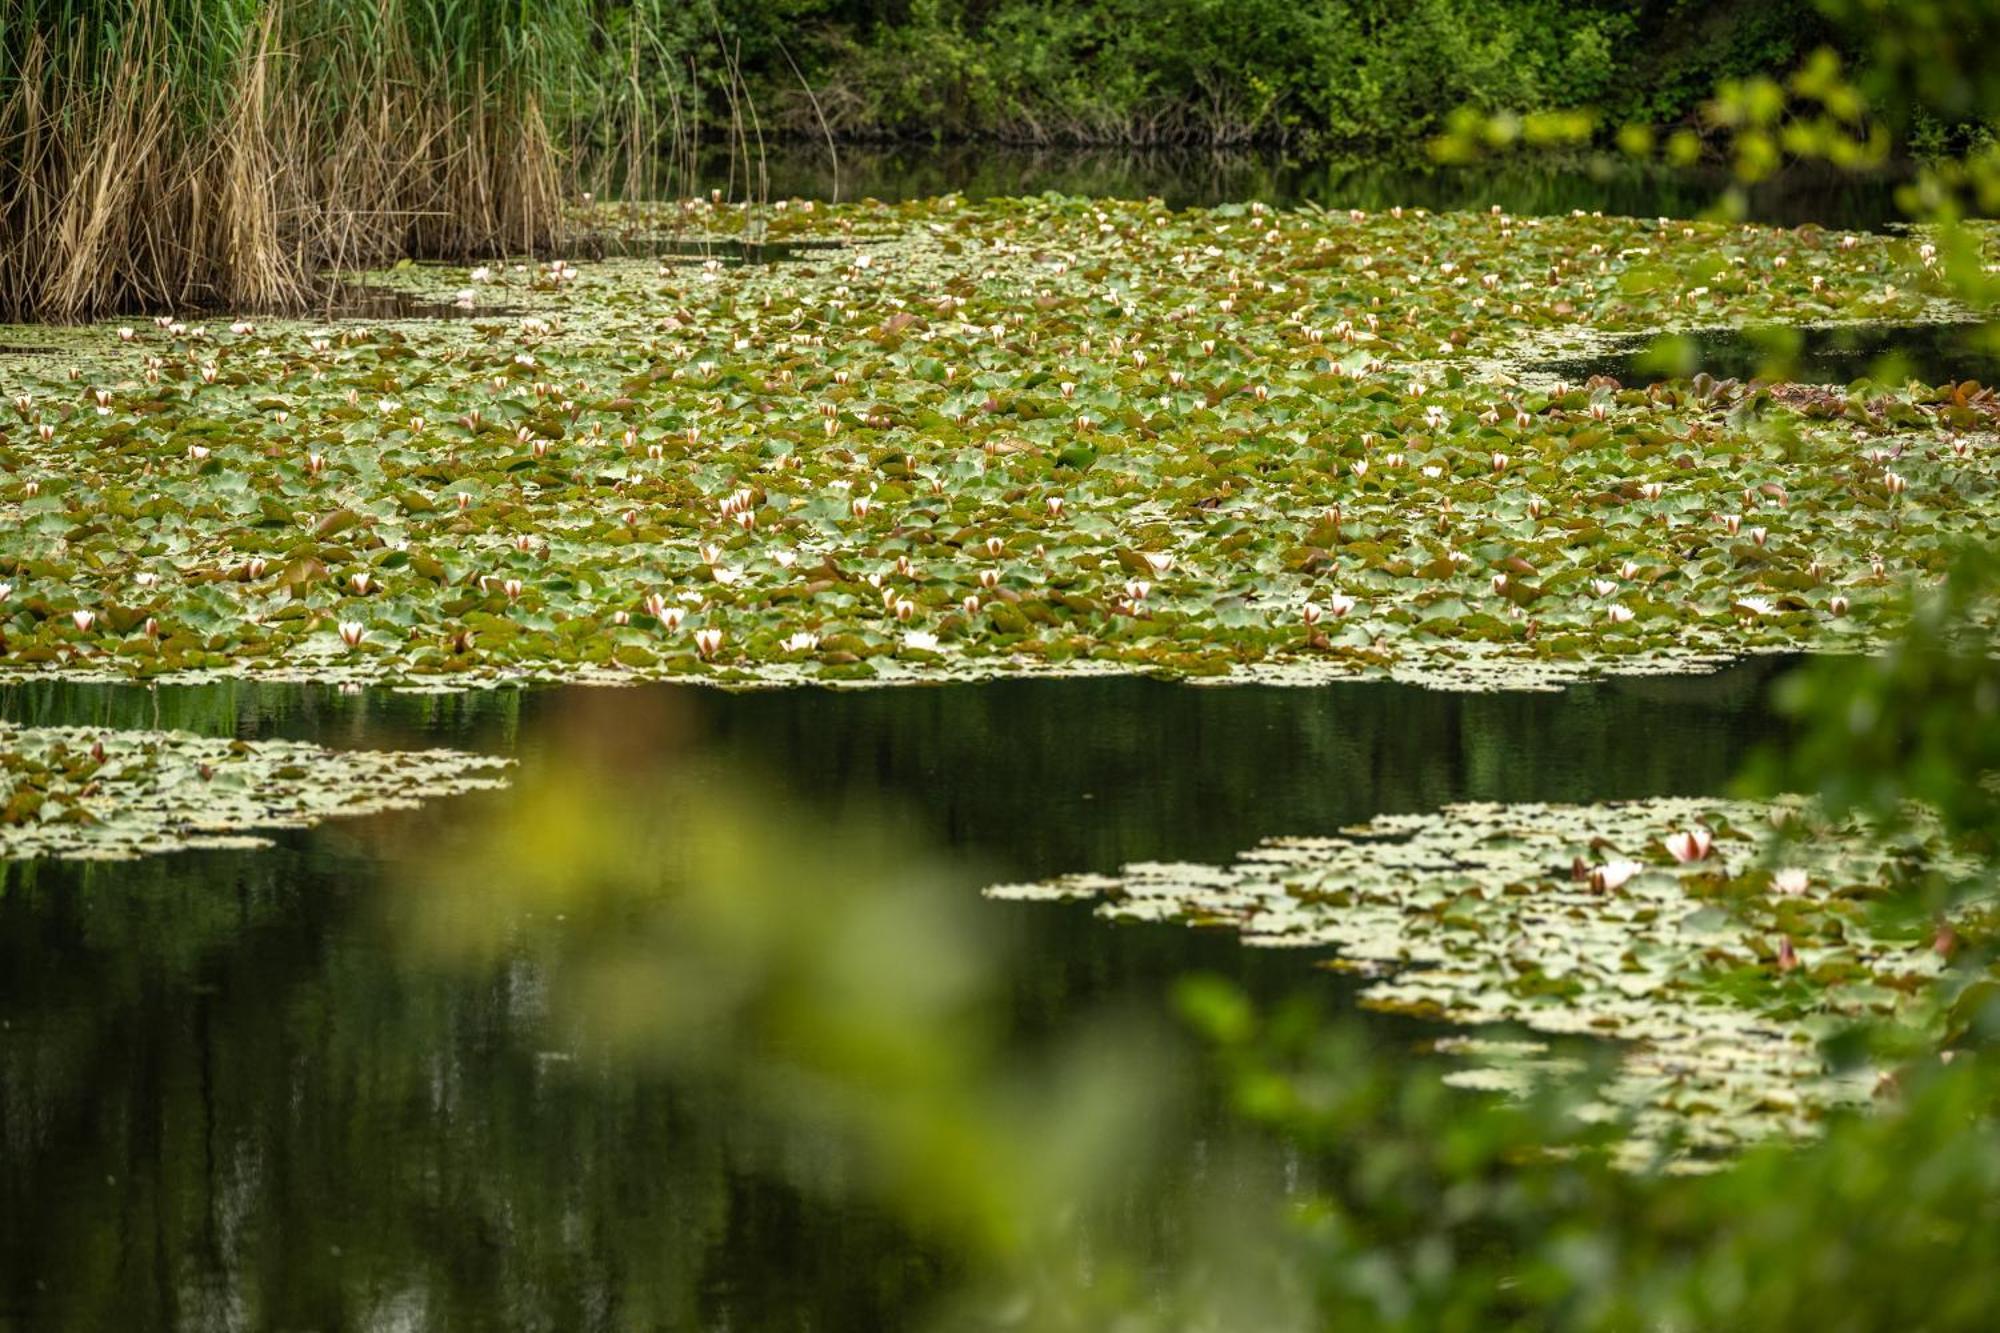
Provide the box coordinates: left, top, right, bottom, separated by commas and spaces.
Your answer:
0, 721, 510, 860
989, 796, 1980, 1168
3, 196, 1996, 692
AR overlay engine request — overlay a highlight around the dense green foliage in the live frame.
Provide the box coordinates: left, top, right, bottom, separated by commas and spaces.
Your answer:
681, 0, 1838, 148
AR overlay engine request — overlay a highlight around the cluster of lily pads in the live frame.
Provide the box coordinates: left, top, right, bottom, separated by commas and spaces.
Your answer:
1, 195, 1995, 690
988, 796, 1979, 1167
0, 721, 509, 860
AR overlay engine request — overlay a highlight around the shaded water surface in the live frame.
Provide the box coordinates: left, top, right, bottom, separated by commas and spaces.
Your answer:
1543, 321, 2000, 388
699, 145, 1914, 229
0, 663, 1793, 1329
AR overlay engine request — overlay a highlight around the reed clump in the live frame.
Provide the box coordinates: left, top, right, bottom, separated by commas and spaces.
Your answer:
0, 0, 630, 321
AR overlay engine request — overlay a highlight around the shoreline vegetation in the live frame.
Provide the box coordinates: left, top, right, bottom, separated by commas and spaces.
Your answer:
3, 0, 1976, 323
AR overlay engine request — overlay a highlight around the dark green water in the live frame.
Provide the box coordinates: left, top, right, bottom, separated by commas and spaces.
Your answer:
1, 664, 1793, 1330
709, 144, 1915, 230
1542, 321, 2000, 388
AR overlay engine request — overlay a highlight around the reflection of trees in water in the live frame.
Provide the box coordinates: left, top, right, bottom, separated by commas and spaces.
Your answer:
0, 844, 965, 1328
690, 659, 1792, 875
0, 660, 1797, 1327
704, 143, 1906, 229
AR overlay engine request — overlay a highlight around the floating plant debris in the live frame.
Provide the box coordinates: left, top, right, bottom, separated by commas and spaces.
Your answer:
0, 721, 509, 860
2, 197, 1996, 692
990, 796, 1982, 1167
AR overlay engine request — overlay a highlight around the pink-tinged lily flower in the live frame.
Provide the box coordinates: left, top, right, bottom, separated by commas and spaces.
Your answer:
245, 558, 266, 579
1125, 579, 1149, 602
1046, 496, 1064, 519
1883, 470, 1907, 495
1590, 578, 1617, 598
850, 496, 871, 521
962, 594, 980, 617
1302, 601, 1322, 627
904, 630, 939, 651
0, 583, 11, 601
457, 493, 473, 511
71, 609, 95, 633
1829, 595, 1850, 616
350, 573, 372, 595
782, 631, 820, 653
306, 453, 326, 475
1773, 867, 1810, 896
502, 578, 523, 600
1490, 574, 1508, 594
611, 610, 630, 625
1327, 591, 1356, 618
1664, 828, 1713, 863
641, 593, 667, 620
658, 606, 685, 632
1775, 935, 1800, 972
338, 621, 364, 648
894, 598, 915, 622
695, 627, 723, 658
1606, 603, 1635, 624
977, 569, 999, 590
985, 536, 1005, 557
1639, 482, 1664, 501
1720, 514, 1742, 536
1591, 860, 1644, 892
1142, 551, 1174, 575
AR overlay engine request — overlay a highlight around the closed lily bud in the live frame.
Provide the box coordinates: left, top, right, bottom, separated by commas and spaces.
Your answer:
695, 627, 723, 658
338, 621, 364, 648
72, 609, 96, 633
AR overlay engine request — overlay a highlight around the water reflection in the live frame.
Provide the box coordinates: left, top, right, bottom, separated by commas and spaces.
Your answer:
696, 144, 1916, 230
1542, 321, 2000, 388
0, 664, 1792, 1328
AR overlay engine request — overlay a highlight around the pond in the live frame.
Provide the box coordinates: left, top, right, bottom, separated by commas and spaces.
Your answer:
0, 662, 1791, 1328
0, 143, 1987, 1329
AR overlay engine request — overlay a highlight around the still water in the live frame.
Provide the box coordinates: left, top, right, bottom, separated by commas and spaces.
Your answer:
1542, 320, 2000, 389
1, 664, 1791, 1329
707, 144, 1918, 230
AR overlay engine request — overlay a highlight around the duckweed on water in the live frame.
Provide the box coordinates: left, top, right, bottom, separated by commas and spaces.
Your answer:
1, 196, 1996, 691
0, 721, 509, 860
991, 796, 1983, 1167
